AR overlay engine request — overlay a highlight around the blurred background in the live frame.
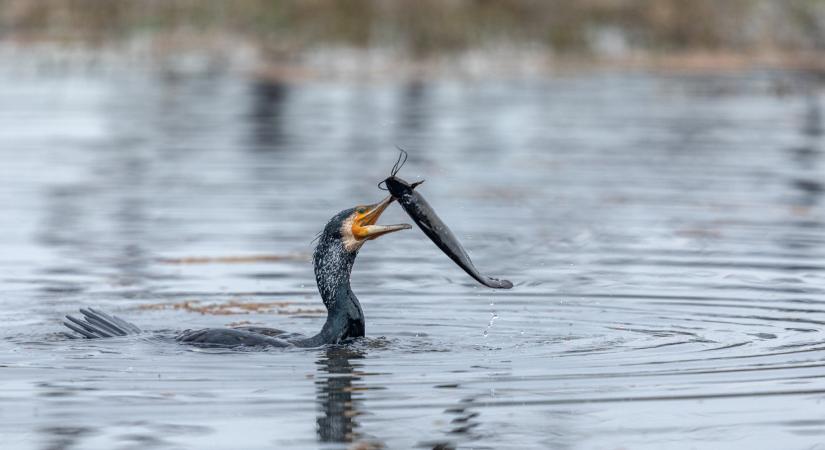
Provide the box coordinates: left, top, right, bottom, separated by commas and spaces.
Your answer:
2, 2, 825, 449
2, 0, 825, 75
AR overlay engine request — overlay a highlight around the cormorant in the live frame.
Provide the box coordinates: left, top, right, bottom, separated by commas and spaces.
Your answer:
62, 195, 411, 348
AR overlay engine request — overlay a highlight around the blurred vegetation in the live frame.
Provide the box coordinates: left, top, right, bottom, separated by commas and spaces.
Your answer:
1, 0, 824, 59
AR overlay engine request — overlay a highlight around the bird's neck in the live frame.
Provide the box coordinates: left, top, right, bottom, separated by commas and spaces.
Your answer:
296, 237, 365, 347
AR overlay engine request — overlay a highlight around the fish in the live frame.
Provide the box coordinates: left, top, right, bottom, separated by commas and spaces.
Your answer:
384, 174, 513, 289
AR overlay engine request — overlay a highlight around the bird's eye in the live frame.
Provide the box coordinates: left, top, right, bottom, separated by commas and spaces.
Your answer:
357, 207, 366, 214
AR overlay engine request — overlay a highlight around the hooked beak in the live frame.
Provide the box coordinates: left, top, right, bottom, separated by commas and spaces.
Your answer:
353, 195, 411, 240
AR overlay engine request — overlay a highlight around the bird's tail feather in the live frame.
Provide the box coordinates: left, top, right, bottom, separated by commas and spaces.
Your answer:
63, 308, 141, 339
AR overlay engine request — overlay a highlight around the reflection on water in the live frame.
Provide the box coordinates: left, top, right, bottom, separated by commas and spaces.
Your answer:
792, 96, 823, 207
250, 80, 290, 149
316, 346, 366, 444
0, 65, 824, 448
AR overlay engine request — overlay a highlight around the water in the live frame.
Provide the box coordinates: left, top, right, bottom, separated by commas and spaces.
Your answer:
1, 64, 824, 449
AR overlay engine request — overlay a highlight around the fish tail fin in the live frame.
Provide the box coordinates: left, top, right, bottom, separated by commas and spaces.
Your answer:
63, 308, 142, 339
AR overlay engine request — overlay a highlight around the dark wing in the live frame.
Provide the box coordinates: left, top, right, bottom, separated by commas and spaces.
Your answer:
176, 328, 291, 348
63, 308, 142, 339
232, 326, 306, 341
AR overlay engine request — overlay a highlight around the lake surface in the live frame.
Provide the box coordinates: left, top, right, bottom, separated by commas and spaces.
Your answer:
1, 63, 824, 449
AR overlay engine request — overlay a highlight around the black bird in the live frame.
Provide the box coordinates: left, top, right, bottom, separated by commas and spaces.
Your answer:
62, 195, 411, 348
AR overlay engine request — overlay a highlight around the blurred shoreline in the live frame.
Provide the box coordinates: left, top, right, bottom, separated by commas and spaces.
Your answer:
2, 0, 825, 80
3, 40, 824, 83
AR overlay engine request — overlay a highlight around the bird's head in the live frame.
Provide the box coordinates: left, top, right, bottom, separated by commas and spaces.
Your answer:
320, 195, 411, 254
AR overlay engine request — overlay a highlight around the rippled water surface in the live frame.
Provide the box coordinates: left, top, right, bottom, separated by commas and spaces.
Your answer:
1, 66, 824, 449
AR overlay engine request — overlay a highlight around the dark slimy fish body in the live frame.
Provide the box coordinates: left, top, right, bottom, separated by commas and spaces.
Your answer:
385, 176, 513, 289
